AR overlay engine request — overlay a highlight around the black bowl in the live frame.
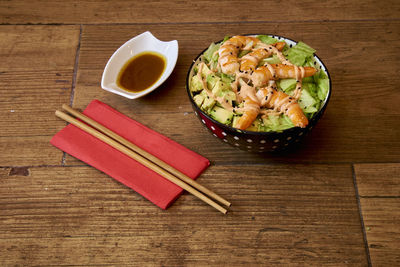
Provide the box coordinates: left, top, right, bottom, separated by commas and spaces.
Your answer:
186, 35, 331, 153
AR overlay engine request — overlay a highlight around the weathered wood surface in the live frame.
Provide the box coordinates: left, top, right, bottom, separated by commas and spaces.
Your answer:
355, 163, 400, 266
0, 25, 80, 166
1, 1, 399, 266
0, 165, 367, 266
0, 0, 399, 24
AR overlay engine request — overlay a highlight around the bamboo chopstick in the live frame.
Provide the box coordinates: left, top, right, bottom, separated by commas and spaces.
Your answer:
61, 104, 231, 208
55, 109, 228, 214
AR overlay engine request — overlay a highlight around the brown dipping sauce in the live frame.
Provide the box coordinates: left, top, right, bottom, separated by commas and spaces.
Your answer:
117, 51, 166, 93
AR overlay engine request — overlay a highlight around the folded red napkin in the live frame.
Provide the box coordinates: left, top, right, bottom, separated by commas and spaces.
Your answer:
50, 100, 210, 209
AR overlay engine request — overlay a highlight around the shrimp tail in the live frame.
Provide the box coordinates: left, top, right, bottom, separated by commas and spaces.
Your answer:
287, 104, 309, 128
234, 97, 260, 130
272, 41, 286, 51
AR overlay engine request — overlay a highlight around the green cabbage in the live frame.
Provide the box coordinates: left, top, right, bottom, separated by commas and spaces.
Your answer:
260, 114, 294, 132
257, 35, 278, 45
203, 42, 220, 64
286, 41, 316, 66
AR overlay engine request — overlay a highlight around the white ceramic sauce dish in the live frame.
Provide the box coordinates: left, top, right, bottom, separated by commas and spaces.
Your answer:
101, 31, 179, 99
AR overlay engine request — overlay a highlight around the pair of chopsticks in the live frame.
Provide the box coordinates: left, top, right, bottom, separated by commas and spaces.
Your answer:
55, 105, 231, 214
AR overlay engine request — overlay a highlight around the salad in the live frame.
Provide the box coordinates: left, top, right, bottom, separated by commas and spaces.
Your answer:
189, 35, 329, 132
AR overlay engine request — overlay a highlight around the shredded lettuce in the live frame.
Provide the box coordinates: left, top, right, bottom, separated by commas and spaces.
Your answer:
203, 42, 220, 64
260, 114, 294, 132
286, 41, 316, 66
220, 73, 235, 83
302, 83, 318, 99
278, 79, 297, 92
257, 35, 278, 44
222, 35, 230, 44
292, 41, 316, 54
313, 70, 329, 101
298, 85, 323, 118
260, 54, 281, 65
303, 55, 315, 67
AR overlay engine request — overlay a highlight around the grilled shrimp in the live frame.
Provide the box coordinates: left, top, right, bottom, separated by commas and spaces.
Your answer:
257, 87, 308, 128
218, 36, 260, 75
252, 64, 317, 87
215, 36, 315, 130
240, 42, 286, 72
234, 97, 260, 130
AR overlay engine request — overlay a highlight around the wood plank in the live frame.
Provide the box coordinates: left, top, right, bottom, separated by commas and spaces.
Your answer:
0, 164, 367, 266
67, 22, 400, 165
0, 136, 63, 166
355, 163, 400, 197
360, 198, 400, 266
0, 25, 80, 166
354, 163, 400, 266
0, 70, 72, 136
0, 0, 399, 24
0, 25, 79, 71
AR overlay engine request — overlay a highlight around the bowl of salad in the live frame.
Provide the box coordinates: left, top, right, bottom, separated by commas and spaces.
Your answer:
186, 34, 331, 152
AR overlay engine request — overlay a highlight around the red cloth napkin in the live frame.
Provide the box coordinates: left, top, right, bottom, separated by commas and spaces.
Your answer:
50, 100, 210, 209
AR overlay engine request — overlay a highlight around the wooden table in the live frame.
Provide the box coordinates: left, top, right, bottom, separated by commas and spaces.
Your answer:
1, 1, 399, 266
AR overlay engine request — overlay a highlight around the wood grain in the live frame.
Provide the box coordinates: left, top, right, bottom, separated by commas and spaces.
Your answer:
0, 164, 367, 266
354, 163, 400, 266
67, 22, 400, 165
359, 198, 400, 266
1, 1, 399, 265
0, 25, 80, 166
355, 163, 400, 197
0, 0, 399, 24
